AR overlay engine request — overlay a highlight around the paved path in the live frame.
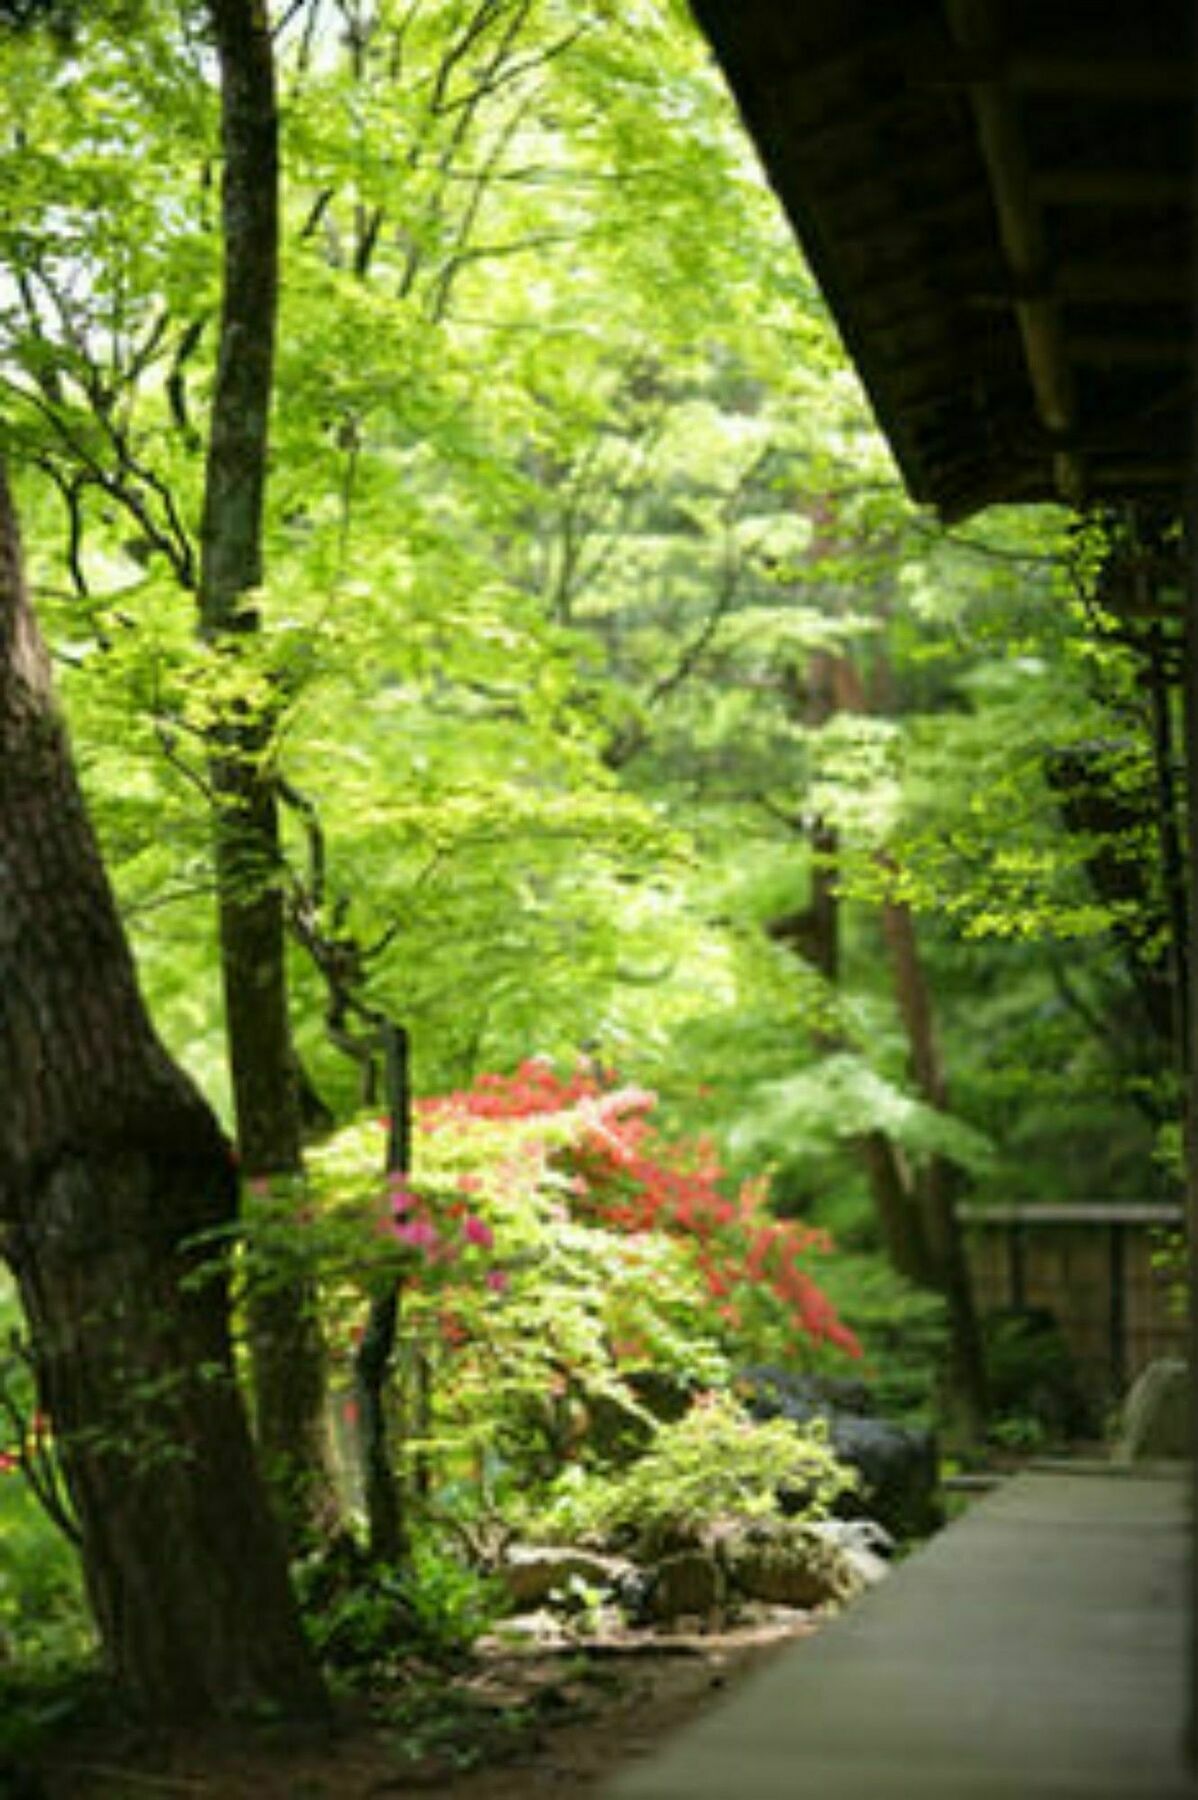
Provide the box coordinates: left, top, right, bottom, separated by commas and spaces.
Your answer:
606, 1467, 1196, 1799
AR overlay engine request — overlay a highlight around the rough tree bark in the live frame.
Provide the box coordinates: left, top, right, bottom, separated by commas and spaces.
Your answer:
0, 463, 326, 1721
200, 0, 336, 1541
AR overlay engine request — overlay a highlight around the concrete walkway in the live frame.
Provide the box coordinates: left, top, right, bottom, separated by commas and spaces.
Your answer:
606, 1468, 1196, 1799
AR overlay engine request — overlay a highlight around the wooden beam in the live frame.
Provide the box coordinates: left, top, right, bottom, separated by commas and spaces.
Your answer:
1070, 334, 1192, 367
1035, 169, 1195, 209
1086, 461, 1194, 487
945, 0, 1085, 506
921, 47, 1196, 102
781, 86, 914, 158
958, 1203, 1183, 1226
968, 268, 1191, 309
1055, 266, 1191, 306
1012, 53, 1195, 101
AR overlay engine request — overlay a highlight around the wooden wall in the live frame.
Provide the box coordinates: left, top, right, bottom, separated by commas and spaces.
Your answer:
960, 1203, 1186, 1410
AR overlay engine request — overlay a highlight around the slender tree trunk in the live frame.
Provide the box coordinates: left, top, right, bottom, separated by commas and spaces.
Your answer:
779, 651, 935, 1278
879, 884, 989, 1435
857, 1131, 935, 1284
791, 645, 987, 1435
201, 0, 336, 1542
0, 464, 326, 1721
355, 1024, 412, 1564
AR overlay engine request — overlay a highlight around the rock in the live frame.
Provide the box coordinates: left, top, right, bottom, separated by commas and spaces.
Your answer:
820, 1413, 941, 1540
1115, 1359, 1191, 1462
739, 1365, 942, 1539
718, 1517, 862, 1609
497, 1545, 635, 1610
805, 1518, 893, 1588
640, 1550, 726, 1623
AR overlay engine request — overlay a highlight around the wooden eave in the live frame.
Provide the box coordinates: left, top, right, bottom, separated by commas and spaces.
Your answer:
689, 0, 1197, 522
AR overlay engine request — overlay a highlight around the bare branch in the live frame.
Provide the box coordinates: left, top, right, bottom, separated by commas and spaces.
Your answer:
299, 186, 336, 241
167, 315, 209, 449
38, 460, 92, 600
427, 0, 507, 115
436, 24, 588, 116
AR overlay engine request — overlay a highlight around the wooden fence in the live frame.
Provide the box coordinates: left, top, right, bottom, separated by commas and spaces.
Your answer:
959, 1202, 1186, 1407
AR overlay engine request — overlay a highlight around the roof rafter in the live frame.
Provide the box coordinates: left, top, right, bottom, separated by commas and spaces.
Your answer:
944, 0, 1084, 505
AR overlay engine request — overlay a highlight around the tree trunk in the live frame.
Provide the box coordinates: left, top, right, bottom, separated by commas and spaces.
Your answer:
856, 1130, 936, 1285
778, 650, 936, 1280
355, 1024, 412, 1565
200, 0, 336, 1543
0, 463, 326, 1721
793, 646, 988, 1435
879, 884, 989, 1436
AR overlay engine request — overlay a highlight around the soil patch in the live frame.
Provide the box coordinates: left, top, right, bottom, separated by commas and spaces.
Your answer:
36, 1613, 821, 1798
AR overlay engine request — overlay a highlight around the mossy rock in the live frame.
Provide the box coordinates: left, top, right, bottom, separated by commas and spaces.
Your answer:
715, 1518, 863, 1609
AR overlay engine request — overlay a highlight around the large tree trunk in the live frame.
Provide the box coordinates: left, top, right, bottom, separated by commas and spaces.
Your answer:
0, 463, 326, 1721
200, 0, 336, 1542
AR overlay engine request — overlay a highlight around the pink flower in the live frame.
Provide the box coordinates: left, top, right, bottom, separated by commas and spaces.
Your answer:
484, 1269, 509, 1294
394, 1218, 440, 1254
390, 1183, 416, 1216
462, 1215, 494, 1251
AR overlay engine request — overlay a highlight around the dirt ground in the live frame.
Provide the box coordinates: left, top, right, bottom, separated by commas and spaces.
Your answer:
37, 1613, 821, 1798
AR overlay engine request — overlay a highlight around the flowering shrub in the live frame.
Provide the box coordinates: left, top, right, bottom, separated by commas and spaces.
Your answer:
419, 1060, 861, 1363
305, 1059, 858, 1516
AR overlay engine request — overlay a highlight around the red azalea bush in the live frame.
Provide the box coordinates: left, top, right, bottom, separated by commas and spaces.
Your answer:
304, 1058, 861, 1518
417, 1059, 860, 1363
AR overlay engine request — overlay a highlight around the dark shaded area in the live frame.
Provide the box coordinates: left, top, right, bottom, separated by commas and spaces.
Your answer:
689, 1, 1195, 522
739, 1368, 942, 1539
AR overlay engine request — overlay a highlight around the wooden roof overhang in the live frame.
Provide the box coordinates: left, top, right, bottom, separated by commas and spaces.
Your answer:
689, 0, 1197, 524
689, 7, 1198, 1740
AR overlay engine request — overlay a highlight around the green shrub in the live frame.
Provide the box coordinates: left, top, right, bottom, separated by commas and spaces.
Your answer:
294, 1533, 505, 1679
0, 1475, 89, 1666
0, 1469, 96, 1759
527, 1390, 855, 1555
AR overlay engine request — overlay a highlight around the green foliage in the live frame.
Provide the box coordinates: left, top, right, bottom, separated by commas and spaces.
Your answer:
0, 1309, 94, 1758
0, 0, 1177, 1697
731, 1053, 996, 1182
306, 1098, 733, 1508
0, 1469, 90, 1675
982, 1311, 1095, 1446
1149, 1227, 1187, 1324
294, 1535, 504, 1679
527, 1390, 854, 1554
807, 1254, 949, 1423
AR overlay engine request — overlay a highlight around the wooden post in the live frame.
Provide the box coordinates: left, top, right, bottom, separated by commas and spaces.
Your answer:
1181, 497, 1198, 1763
1008, 1221, 1027, 1310
1107, 1221, 1127, 1398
